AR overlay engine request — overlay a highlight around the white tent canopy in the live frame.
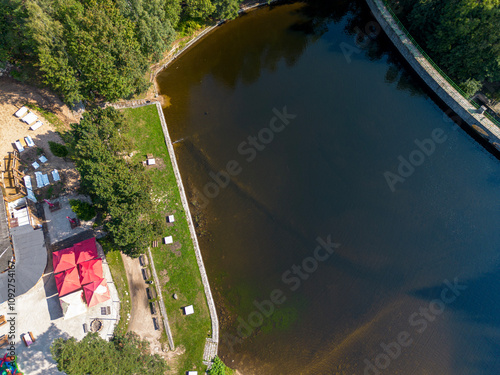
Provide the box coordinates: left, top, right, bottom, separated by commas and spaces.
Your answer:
60, 290, 87, 320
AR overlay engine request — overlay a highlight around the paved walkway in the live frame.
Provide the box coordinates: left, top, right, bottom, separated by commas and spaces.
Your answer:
367, 0, 500, 148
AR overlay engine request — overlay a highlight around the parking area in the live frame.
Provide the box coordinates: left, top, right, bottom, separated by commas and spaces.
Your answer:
122, 254, 162, 351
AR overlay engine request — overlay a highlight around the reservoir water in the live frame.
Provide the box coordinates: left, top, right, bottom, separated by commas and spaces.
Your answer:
157, 2, 500, 374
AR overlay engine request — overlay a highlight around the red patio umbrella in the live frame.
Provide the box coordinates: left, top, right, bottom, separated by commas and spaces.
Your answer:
52, 248, 76, 274
74, 238, 98, 264
83, 278, 110, 307
55, 267, 81, 297
78, 258, 103, 285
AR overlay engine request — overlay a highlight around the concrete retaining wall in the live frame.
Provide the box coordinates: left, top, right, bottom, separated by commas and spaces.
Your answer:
366, 0, 500, 149
154, 102, 220, 363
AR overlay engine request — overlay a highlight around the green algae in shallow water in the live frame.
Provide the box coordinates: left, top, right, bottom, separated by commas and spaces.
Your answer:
261, 306, 299, 333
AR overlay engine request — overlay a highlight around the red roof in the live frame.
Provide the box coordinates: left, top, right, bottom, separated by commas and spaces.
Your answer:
74, 238, 98, 264
78, 258, 103, 285
52, 249, 76, 274
83, 278, 110, 307
55, 267, 81, 297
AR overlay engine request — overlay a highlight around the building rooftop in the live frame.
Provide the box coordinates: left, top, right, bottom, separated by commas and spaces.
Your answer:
0, 188, 13, 272
0, 223, 46, 303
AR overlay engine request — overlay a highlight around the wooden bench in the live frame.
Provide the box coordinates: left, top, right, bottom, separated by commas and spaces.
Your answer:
152, 240, 158, 248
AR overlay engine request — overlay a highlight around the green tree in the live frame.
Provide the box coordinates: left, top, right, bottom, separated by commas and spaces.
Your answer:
186, 0, 216, 19
390, 0, 500, 95
212, 0, 240, 20
116, 0, 176, 61
72, 107, 158, 255
51, 332, 168, 374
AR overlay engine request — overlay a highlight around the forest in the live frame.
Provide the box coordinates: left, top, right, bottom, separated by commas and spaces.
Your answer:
0, 0, 243, 104
1, 0, 498, 103
388, 0, 500, 99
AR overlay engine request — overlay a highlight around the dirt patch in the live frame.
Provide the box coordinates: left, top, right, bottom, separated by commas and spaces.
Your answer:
159, 269, 170, 284
121, 253, 188, 374
0, 76, 78, 128
0, 76, 80, 196
122, 253, 160, 340
170, 242, 182, 257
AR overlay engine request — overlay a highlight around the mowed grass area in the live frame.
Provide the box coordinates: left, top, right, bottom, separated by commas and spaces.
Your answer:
100, 239, 131, 335
122, 105, 211, 374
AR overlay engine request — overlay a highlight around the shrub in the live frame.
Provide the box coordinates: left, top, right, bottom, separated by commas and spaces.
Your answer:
208, 357, 226, 375
459, 78, 483, 98
49, 141, 69, 158
69, 199, 96, 221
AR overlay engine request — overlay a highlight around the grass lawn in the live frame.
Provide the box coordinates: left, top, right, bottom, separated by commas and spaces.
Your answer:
122, 105, 212, 374
100, 238, 131, 335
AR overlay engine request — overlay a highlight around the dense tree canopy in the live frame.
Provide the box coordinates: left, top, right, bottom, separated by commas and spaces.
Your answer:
389, 0, 500, 97
51, 332, 167, 374
72, 107, 159, 255
0, 0, 243, 104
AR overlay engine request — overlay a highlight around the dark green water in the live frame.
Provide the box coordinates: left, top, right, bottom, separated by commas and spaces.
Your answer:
157, 2, 500, 374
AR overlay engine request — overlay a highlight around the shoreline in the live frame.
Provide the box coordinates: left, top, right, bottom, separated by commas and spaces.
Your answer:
151, 0, 282, 97
153, 102, 220, 364
366, 0, 500, 153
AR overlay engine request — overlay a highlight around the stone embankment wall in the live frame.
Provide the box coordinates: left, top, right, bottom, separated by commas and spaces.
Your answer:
366, 0, 500, 150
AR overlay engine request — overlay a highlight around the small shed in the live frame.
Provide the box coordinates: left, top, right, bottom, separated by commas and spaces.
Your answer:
167, 215, 175, 223
163, 236, 173, 244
